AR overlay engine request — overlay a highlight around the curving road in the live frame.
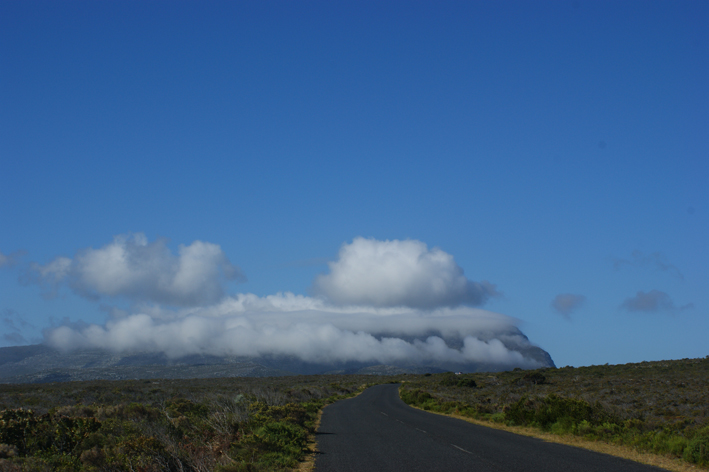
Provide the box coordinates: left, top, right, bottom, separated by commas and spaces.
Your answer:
314, 384, 667, 472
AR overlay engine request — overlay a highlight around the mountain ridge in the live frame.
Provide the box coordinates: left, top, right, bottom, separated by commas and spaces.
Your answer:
0, 341, 555, 383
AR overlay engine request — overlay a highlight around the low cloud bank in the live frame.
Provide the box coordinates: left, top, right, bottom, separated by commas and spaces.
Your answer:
40, 235, 547, 370
46, 295, 542, 369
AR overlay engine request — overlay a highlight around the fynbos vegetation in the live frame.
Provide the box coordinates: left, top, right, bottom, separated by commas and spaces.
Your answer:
400, 357, 709, 468
1, 357, 706, 470
0, 375, 388, 471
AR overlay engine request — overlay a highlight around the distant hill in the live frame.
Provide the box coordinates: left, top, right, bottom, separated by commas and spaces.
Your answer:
0, 345, 291, 383
0, 339, 555, 383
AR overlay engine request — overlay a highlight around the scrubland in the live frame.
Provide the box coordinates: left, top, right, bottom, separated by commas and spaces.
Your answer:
0, 375, 384, 471
0, 357, 706, 471
400, 357, 709, 469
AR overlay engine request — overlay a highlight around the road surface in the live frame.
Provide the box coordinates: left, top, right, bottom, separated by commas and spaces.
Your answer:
315, 383, 666, 472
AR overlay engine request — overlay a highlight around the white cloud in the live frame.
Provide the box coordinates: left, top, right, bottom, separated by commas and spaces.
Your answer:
30, 234, 245, 306
46, 293, 544, 369
551, 293, 586, 318
313, 238, 500, 308
24, 256, 73, 299
33, 257, 73, 281
33, 234, 549, 370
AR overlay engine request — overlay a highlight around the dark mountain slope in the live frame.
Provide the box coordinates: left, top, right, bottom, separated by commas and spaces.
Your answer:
0, 338, 554, 383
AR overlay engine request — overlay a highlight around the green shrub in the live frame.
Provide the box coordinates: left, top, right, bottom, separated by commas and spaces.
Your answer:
666, 435, 688, 456
214, 463, 259, 472
684, 427, 709, 465
505, 394, 616, 432
254, 421, 306, 452
522, 372, 546, 385
489, 412, 505, 423
574, 419, 593, 435
456, 378, 477, 388
165, 398, 209, 419
399, 389, 433, 406
439, 374, 477, 388
248, 421, 308, 468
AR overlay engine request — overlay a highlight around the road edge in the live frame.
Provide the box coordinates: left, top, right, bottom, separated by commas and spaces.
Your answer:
295, 383, 374, 472
397, 385, 704, 472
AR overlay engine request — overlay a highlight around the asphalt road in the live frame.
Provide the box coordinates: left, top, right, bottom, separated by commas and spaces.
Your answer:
314, 384, 667, 472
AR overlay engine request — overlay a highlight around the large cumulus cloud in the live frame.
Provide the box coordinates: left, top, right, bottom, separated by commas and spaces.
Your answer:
313, 238, 500, 308
29, 233, 245, 306
39, 235, 547, 370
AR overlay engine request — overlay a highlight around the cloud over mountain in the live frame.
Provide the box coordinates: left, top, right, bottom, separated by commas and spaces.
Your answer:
313, 238, 500, 308
29, 234, 245, 306
46, 295, 544, 369
36, 234, 550, 370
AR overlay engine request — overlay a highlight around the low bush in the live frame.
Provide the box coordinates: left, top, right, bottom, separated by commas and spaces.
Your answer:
439, 373, 477, 388
683, 425, 709, 465
504, 394, 612, 430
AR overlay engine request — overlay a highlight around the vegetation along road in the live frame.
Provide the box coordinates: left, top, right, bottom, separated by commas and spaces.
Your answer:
314, 384, 667, 472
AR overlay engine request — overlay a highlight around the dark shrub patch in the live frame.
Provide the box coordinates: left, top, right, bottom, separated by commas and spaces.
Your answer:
505, 394, 611, 430
521, 372, 546, 385
439, 373, 477, 388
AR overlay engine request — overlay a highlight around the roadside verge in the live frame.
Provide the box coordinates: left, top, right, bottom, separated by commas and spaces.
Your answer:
398, 385, 703, 472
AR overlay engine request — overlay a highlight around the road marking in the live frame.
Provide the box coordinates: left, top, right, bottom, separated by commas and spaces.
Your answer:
451, 444, 472, 455
380, 412, 388, 416
396, 419, 404, 424
415, 428, 427, 433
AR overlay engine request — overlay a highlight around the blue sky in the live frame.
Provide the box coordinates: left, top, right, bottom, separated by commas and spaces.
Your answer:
1, 1, 706, 368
